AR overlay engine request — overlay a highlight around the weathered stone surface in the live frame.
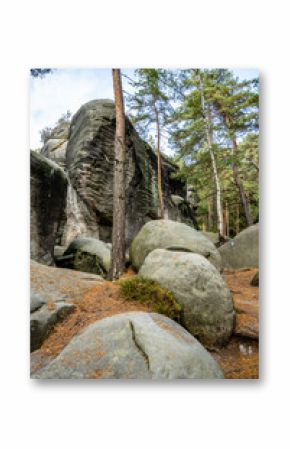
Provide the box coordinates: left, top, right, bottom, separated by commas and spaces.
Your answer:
30, 259, 105, 351
60, 237, 111, 275
139, 249, 234, 347
32, 312, 224, 379
30, 151, 68, 265
40, 120, 70, 169
30, 301, 75, 352
64, 99, 197, 246
219, 224, 259, 269
41, 139, 68, 169
130, 219, 222, 271
31, 260, 104, 305
30, 293, 46, 313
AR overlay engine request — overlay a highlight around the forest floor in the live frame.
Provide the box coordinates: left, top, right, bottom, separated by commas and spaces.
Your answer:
31, 267, 259, 379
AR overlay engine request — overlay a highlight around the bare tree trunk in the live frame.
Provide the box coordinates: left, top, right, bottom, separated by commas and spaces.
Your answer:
225, 202, 229, 236
207, 199, 212, 231
154, 105, 164, 219
198, 72, 224, 236
110, 69, 126, 280
224, 114, 253, 226
236, 203, 240, 235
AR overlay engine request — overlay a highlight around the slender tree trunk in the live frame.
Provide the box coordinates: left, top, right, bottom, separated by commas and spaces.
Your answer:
225, 202, 229, 236
198, 72, 224, 236
236, 203, 240, 235
207, 199, 212, 231
154, 104, 164, 219
224, 114, 253, 226
110, 69, 126, 280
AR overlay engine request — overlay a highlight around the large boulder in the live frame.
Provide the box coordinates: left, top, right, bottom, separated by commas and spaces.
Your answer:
60, 237, 111, 275
139, 249, 234, 347
32, 312, 224, 379
63, 99, 197, 246
30, 151, 68, 265
130, 219, 222, 271
219, 224, 259, 269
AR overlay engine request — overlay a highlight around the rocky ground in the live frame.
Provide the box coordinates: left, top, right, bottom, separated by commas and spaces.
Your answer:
31, 265, 259, 379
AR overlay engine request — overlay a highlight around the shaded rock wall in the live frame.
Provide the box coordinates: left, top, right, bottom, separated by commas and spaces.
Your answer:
30, 151, 67, 265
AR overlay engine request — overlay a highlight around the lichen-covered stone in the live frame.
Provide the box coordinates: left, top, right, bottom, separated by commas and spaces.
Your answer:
139, 249, 234, 347
32, 312, 224, 379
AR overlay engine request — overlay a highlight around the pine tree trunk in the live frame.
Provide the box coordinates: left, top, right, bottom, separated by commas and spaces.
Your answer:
207, 199, 212, 231
224, 114, 253, 226
225, 202, 229, 236
198, 72, 224, 236
110, 69, 126, 280
236, 203, 240, 235
154, 105, 164, 219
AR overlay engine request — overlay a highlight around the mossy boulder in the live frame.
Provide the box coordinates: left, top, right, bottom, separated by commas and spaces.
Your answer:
219, 224, 259, 269
139, 249, 234, 347
120, 277, 182, 321
32, 312, 224, 379
130, 219, 222, 271
62, 237, 111, 275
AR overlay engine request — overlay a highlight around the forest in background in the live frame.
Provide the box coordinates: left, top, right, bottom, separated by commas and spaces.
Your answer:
35, 68, 259, 238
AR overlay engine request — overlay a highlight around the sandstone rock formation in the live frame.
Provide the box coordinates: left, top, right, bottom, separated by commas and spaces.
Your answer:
30, 151, 68, 265
32, 312, 224, 379
38, 99, 197, 249
219, 224, 259, 269
130, 219, 222, 271
139, 249, 234, 347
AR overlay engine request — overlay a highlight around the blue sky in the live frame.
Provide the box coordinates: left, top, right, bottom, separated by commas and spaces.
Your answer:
30, 68, 258, 150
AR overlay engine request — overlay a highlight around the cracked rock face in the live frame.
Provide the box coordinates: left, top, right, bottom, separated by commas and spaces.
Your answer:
32, 312, 223, 379
139, 249, 234, 347
130, 219, 222, 271
35, 100, 197, 250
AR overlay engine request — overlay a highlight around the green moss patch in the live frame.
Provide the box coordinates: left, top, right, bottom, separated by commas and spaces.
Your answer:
119, 277, 182, 322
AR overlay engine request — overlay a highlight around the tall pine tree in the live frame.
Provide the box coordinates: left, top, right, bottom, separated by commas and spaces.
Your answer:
126, 69, 173, 219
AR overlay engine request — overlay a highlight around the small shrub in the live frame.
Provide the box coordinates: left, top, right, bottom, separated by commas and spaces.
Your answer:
119, 277, 182, 322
